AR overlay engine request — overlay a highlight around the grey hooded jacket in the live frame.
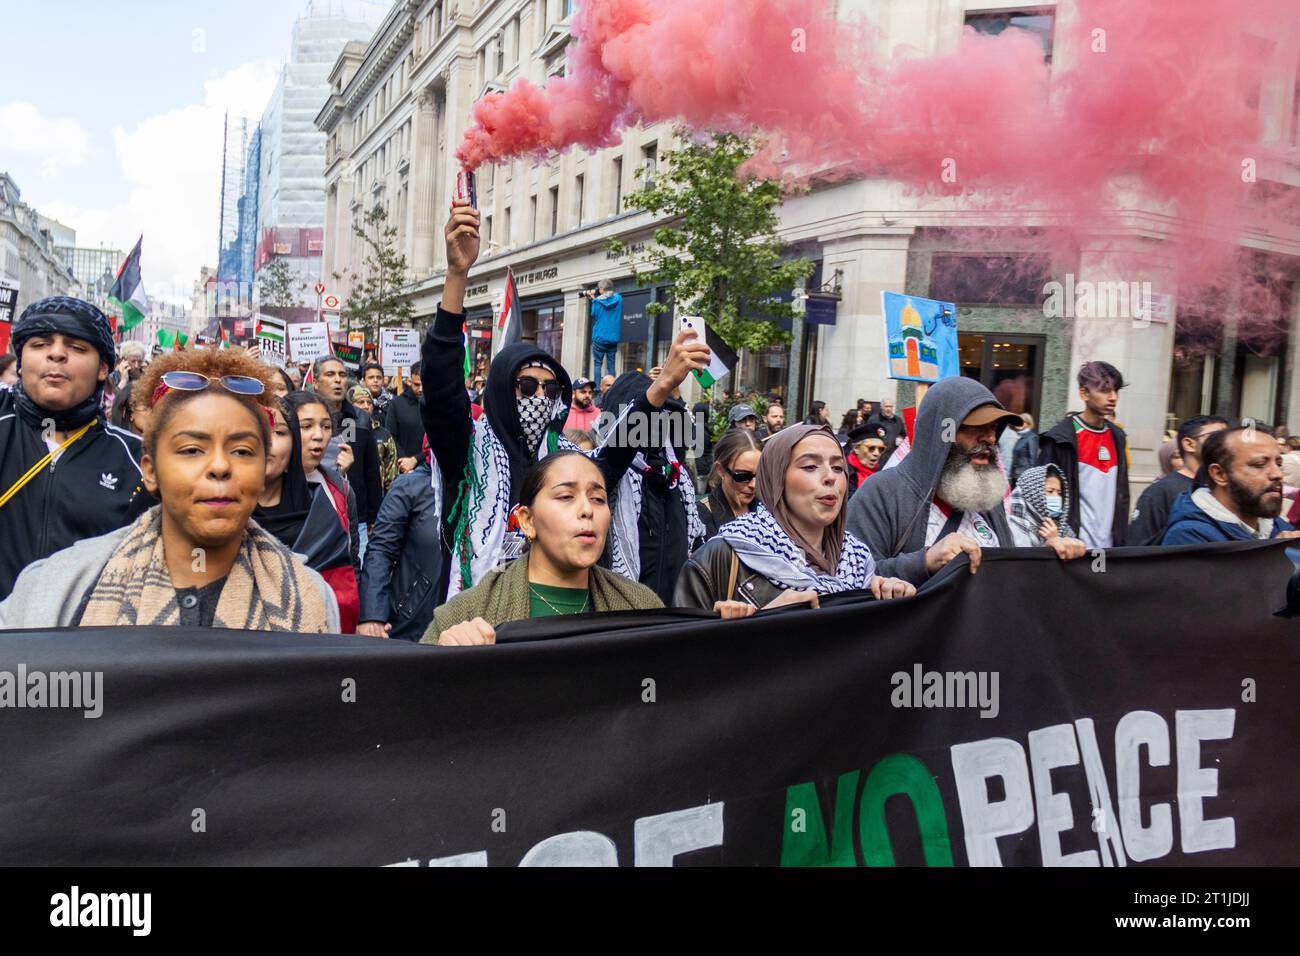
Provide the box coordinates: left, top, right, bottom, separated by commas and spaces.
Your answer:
845, 377, 1016, 585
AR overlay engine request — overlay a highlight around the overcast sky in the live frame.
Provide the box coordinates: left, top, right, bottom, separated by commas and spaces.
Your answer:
0, 1, 349, 302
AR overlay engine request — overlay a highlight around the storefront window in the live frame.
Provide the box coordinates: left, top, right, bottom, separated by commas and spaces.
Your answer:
537, 305, 563, 360
959, 332, 1043, 421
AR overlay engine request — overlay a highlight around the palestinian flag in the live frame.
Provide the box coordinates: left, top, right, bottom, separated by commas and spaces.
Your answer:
156, 328, 188, 351
255, 315, 285, 343
462, 321, 471, 380
217, 324, 231, 350
496, 268, 521, 351
109, 237, 148, 331
681, 316, 736, 388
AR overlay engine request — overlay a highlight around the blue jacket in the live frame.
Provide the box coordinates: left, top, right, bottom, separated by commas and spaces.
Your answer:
1161, 490, 1294, 544
359, 463, 442, 641
590, 292, 623, 345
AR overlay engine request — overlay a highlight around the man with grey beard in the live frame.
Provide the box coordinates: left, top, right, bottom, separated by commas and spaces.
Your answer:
846, 377, 1084, 585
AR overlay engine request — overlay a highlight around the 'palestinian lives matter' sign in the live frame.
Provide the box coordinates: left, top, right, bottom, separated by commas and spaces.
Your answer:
0, 541, 1296, 865
287, 322, 332, 363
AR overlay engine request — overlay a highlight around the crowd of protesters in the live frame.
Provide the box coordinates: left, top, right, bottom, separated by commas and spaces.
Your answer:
1, 202, 1295, 642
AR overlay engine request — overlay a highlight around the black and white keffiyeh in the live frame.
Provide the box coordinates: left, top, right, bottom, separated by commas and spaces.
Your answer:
596, 401, 704, 582
719, 504, 876, 594
516, 395, 552, 457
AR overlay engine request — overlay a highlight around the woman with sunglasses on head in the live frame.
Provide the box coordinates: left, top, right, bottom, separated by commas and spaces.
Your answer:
0, 350, 340, 631
698, 427, 762, 540
673, 424, 915, 620
423, 201, 710, 602
281, 390, 361, 632
423, 451, 662, 645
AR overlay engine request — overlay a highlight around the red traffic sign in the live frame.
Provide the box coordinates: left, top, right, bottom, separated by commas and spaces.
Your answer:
314, 282, 326, 296
323, 294, 340, 310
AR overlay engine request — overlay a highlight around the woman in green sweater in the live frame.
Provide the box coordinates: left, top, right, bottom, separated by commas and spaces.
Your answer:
423, 450, 662, 645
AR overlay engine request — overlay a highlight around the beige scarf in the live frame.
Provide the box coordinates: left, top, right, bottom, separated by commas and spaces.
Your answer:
80, 507, 332, 632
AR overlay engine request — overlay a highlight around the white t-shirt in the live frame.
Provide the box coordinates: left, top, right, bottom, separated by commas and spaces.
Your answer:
925, 502, 1000, 548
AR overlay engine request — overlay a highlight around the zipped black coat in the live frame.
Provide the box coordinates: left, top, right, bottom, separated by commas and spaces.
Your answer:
0, 387, 151, 599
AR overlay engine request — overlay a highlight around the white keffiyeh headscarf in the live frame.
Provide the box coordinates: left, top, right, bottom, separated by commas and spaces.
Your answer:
719, 505, 876, 594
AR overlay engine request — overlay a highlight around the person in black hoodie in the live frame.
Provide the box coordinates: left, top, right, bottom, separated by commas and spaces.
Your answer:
1038, 361, 1130, 549
597, 370, 707, 603
0, 295, 151, 599
424, 200, 709, 601
384, 361, 425, 471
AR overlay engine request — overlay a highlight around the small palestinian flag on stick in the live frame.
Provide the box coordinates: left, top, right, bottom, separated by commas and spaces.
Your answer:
217, 324, 232, 350
109, 236, 148, 332
679, 315, 734, 388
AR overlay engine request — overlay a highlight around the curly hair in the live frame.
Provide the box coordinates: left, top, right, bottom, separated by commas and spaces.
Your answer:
135, 349, 277, 458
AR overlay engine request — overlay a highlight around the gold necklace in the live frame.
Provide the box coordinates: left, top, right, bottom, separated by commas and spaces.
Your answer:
529, 583, 590, 615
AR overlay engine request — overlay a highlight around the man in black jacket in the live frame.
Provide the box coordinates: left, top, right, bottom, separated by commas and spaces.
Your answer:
1128, 414, 1228, 545
0, 296, 150, 598
313, 355, 382, 531
1039, 361, 1130, 549
358, 461, 442, 641
384, 361, 424, 471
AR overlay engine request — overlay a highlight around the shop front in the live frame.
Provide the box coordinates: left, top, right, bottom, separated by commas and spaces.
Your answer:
520, 293, 565, 361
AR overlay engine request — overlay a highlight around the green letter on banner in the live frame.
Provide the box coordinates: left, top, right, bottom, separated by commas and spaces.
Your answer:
780, 771, 860, 867
859, 754, 954, 866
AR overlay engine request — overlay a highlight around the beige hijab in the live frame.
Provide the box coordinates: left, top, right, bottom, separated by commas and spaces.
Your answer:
756, 423, 848, 575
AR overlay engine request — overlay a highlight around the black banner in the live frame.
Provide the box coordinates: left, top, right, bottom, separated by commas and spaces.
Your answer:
1, 542, 1297, 866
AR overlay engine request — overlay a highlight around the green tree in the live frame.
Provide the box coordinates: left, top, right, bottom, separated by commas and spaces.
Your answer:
257, 255, 306, 309
608, 129, 814, 361
334, 203, 415, 342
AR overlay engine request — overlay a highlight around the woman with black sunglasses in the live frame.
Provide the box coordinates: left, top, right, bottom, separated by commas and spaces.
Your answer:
0, 349, 340, 631
698, 427, 762, 540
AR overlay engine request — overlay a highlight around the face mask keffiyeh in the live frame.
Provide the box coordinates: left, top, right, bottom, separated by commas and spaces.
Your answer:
517, 395, 552, 456
719, 504, 876, 594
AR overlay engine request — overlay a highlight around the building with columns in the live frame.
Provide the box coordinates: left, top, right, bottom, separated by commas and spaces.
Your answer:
319, 0, 1300, 495
0, 172, 75, 322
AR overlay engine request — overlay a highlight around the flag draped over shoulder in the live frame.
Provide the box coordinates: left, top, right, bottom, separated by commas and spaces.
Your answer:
109, 237, 148, 332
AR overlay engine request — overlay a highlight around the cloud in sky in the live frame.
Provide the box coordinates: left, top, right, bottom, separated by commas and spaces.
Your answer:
0, 101, 93, 181
35, 59, 281, 305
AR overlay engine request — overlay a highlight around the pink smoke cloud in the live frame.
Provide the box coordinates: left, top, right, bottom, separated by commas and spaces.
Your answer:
458, 0, 1300, 350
